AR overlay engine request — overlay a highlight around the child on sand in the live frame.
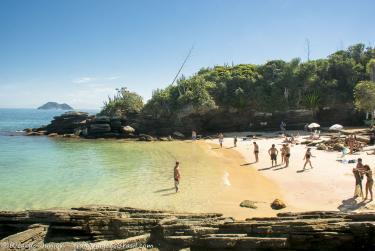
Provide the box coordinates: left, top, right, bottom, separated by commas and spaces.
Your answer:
364, 165, 373, 201
174, 162, 181, 192
302, 148, 314, 170
268, 144, 278, 167
253, 142, 259, 162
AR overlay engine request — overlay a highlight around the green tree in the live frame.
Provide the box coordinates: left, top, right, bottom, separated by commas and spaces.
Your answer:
304, 92, 320, 118
354, 81, 375, 127
367, 59, 375, 81
100, 87, 144, 117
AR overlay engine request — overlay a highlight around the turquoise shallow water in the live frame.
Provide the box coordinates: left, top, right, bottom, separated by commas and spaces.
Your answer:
0, 109, 225, 212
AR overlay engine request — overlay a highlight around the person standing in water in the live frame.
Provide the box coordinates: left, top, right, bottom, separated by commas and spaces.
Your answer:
268, 144, 278, 167
284, 144, 291, 168
218, 133, 224, 148
253, 142, 259, 163
364, 164, 373, 201
302, 148, 314, 170
174, 162, 181, 192
234, 136, 237, 147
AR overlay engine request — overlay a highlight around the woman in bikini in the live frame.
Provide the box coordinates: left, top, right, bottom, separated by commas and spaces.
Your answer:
303, 148, 313, 170
280, 144, 286, 165
364, 165, 373, 201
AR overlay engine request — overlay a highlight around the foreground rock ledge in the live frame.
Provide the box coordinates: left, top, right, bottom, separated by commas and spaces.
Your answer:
0, 206, 374, 250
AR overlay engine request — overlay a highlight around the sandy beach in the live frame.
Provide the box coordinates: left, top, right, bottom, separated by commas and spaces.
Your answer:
207, 131, 375, 215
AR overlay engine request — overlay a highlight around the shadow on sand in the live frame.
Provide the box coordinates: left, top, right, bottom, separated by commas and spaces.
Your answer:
154, 188, 175, 193
240, 162, 256, 166
161, 192, 177, 196
338, 197, 368, 212
258, 165, 278, 171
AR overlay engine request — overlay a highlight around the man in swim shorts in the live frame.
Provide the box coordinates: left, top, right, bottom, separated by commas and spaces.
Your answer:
268, 144, 278, 167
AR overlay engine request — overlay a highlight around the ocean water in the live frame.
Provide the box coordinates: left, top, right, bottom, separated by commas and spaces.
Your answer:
0, 109, 227, 212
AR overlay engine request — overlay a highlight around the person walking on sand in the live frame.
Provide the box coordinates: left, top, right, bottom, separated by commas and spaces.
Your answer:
364, 165, 373, 201
268, 144, 278, 167
285, 144, 291, 168
218, 133, 224, 148
174, 162, 181, 192
253, 142, 259, 162
302, 148, 314, 170
234, 136, 237, 147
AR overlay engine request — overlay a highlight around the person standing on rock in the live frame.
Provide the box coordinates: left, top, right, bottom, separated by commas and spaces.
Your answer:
218, 133, 224, 148
253, 142, 259, 162
268, 144, 278, 167
174, 162, 181, 193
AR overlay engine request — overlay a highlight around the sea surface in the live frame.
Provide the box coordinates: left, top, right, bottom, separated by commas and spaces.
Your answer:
0, 109, 227, 212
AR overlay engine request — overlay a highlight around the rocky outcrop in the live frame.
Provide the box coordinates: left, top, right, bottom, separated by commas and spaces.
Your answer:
37, 102, 73, 110
1, 206, 375, 250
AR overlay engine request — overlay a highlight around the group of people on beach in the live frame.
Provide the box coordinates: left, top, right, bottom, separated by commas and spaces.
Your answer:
353, 158, 373, 201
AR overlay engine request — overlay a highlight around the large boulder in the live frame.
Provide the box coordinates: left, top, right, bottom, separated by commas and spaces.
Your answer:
173, 131, 185, 139
239, 200, 258, 209
139, 134, 155, 141
110, 119, 122, 130
89, 124, 111, 133
94, 116, 110, 124
122, 126, 135, 133
44, 111, 90, 134
271, 199, 286, 210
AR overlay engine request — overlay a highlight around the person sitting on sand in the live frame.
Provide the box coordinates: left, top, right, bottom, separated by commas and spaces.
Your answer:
302, 148, 314, 170
234, 136, 237, 147
268, 144, 278, 167
174, 161, 181, 193
253, 142, 259, 162
280, 144, 286, 164
285, 144, 291, 168
364, 164, 373, 201
218, 133, 224, 148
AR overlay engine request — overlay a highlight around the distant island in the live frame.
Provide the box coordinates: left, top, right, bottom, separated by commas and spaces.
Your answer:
37, 102, 73, 110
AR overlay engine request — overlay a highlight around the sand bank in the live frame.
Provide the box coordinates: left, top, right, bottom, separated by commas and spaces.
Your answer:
207, 131, 375, 214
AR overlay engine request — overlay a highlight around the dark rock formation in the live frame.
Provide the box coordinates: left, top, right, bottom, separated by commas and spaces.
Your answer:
37, 102, 73, 110
1, 206, 375, 250
239, 200, 258, 209
43, 111, 91, 135
271, 199, 287, 210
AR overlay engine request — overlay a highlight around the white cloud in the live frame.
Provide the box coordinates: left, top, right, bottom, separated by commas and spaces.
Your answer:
72, 77, 95, 84
107, 76, 120, 80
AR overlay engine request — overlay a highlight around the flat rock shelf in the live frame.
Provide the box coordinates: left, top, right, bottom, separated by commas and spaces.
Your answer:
0, 206, 375, 250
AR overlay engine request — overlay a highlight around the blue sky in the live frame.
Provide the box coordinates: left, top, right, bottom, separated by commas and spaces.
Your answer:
0, 0, 374, 109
